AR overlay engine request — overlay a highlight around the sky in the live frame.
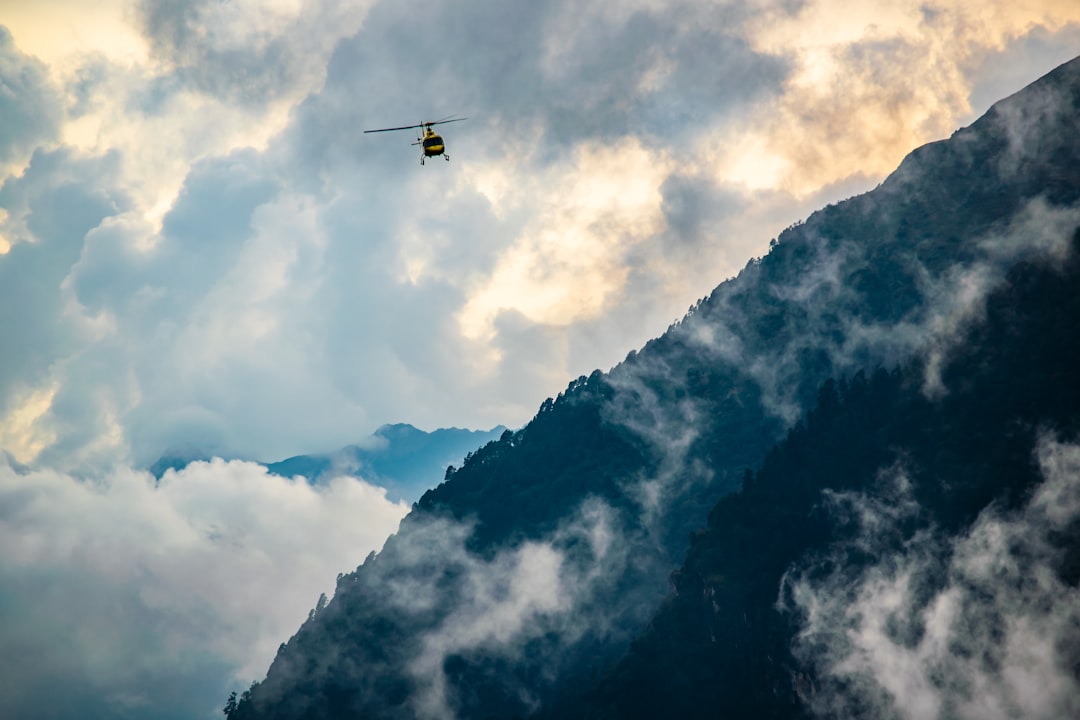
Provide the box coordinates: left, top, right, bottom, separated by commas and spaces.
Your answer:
0, 0, 1079, 718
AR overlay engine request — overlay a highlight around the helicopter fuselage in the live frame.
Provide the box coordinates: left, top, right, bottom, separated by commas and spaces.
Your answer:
420, 130, 445, 157
364, 118, 463, 165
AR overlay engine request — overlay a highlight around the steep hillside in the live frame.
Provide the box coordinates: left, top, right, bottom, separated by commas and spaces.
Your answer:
226, 56, 1080, 719
561, 228, 1080, 719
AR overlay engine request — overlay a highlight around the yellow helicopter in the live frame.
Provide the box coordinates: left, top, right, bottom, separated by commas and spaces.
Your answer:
363, 117, 467, 165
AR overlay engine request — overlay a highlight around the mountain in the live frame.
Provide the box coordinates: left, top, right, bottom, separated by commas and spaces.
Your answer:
266, 424, 507, 503
151, 424, 506, 504
559, 228, 1080, 719
224, 56, 1080, 719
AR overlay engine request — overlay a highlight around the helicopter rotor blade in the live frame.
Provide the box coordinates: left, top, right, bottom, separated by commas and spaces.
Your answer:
363, 122, 426, 134
363, 116, 467, 134
428, 117, 467, 127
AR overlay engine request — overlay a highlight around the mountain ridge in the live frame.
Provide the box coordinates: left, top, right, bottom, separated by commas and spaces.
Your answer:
557, 226, 1080, 718
150, 423, 505, 503
225, 54, 1080, 720
267, 423, 507, 503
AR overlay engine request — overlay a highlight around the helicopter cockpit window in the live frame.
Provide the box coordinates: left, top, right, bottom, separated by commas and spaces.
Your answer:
422, 136, 442, 148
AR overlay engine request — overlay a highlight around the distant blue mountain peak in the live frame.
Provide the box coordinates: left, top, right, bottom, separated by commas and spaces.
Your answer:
265, 423, 507, 503
149, 423, 507, 504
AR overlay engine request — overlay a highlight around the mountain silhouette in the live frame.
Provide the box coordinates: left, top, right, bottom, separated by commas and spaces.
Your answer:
225, 55, 1080, 719
557, 227, 1080, 718
151, 424, 505, 504
266, 424, 506, 503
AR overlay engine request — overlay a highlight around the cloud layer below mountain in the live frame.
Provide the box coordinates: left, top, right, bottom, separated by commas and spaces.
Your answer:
0, 457, 407, 720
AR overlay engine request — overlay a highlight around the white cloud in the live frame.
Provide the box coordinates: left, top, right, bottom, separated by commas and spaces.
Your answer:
0, 26, 62, 170
457, 138, 674, 341
728, 0, 1080, 196
0, 457, 408, 720
0, 0, 148, 68
2, 2, 1079, 469
784, 437, 1080, 720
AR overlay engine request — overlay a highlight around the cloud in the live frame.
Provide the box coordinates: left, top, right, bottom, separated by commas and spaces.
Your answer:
134, 0, 374, 107
398, 499, 631, 719
3, 2, 1079, 471
727, 0, 1080, 196
0, 147, 130, 465
0, 26, 62, 170
456, 138, 674, 340
966, 21, 1080, 116
0, 457, 408, 720
670, 193, 1080, 429
916, 198, 1080, 396
0, 1, 148, 68
782, 436, 1080, 719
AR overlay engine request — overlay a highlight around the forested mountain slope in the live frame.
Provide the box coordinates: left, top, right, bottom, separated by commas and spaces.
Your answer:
226, 56, 1080, 720
560, 227, 1080, 719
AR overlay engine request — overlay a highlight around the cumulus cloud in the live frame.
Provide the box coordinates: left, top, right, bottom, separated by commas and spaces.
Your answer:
966, 21, 1080, 116
728, 0, 1080, 196
0, 147, 130, 465
0, 457, 408, 720
782, 437, 1080, 719
3, 1, 1080, 470
0, 26, 62, 171
457, 139, 674, 340
135, 0, 373, 107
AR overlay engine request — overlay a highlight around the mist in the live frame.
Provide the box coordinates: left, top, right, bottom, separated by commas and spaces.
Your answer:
783, 436, 1080, 719
0, 457, 407, 720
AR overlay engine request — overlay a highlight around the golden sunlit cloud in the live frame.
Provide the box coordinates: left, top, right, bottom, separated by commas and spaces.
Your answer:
2, 0, 368, 235
458, 138, 674, 341
0, 208, 9, 254
709, 0, 1080, 197
63, 86, 295, 231
0, 383, 58, 465
0, 0, 148, 67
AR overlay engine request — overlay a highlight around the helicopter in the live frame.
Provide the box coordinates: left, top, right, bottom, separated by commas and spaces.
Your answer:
363, 117, 467, 165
